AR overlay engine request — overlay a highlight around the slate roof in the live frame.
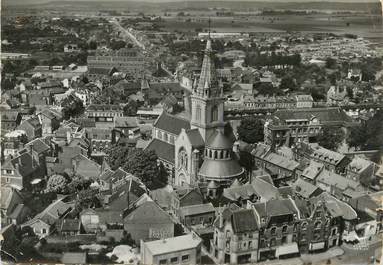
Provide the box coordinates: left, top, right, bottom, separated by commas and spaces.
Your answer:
206, 130, 233, 150
25, 138, 50, 154
316, 169, 361, 192
179, 203, 215, 217
124, 201, 173, 225
301, 161, 324, 180
199, 159, 244, 179
154, 112, 190, 135
145, 138, 175, 163
231, 209, 258, 233
23, 198, 73, 226
263, 153, 300, 171
292, 178, 322, 199
60, 219, 81, 232
310, 192, 357, 220
253, 198, 298, 218
1, 110, 20, 122
186, 129, 204, 148
274, 108, 353, 124
311, 146, 346, 165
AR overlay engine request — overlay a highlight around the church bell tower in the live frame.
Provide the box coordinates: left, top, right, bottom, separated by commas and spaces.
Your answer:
190, 27, 225, 142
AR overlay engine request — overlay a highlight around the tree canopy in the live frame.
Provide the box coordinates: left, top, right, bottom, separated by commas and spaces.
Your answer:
107, 146, 166, 189
45, 174, 68, 194
317, 126, 345, 151
237, 117, 264, 144
61, 94, 85, 120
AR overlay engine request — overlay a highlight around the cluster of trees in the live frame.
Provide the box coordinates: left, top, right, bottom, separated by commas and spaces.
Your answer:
317, 126, 345, 151
347, 110, 383, 162
244, 52, 301, 68
106, 146, 168, 189
61, 94, 85, 120
237, 117, 265, 144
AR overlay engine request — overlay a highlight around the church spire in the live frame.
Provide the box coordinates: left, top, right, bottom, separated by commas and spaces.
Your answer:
195, 18, 219, 99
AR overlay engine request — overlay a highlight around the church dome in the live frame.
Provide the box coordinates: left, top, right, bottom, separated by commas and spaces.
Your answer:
206, 130, 233, 150
199, 159, 244, 182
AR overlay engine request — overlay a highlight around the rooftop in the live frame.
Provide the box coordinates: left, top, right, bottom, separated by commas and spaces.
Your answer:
143, 234, 202, 256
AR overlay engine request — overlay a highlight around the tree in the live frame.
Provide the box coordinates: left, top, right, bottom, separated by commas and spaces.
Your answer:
123, 100, 138, 116
67, 175, 92, 194
106, 145, 133, 170
110, 40, 126, 50
123, 149, 161, 188
325, 57, 337, 69
237, 117, 264, 144
106, 146, 164, 189
76, 189, 101, 210
347, 125, 368, 150
46, 174, 68, 194
317, 126, 345, 151
61, 94, 85, 120
279, 75, 297, 91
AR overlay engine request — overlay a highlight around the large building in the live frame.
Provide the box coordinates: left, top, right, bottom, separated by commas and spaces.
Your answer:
146, 39, 244, 197
264, 108, 354, 148
87, 48, 147, 77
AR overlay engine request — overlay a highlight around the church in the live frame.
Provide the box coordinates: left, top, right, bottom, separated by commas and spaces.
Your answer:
146, 38, 244, 197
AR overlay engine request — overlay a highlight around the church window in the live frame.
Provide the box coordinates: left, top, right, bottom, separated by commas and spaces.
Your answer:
214, 151, 218, 159
212, 105, 218, 121
219, 151, 223, 159
209, 149, 212, 158
196, 105, 201, 122
178, 148, 188, 170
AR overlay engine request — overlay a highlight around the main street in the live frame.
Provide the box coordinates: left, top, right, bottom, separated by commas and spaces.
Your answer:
109, 18, 146, 50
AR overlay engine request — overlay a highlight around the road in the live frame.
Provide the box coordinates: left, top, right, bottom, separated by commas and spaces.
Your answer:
109, 18, 146, 50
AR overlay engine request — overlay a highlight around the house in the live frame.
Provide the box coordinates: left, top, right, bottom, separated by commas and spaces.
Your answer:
252, 144, 299, 184
346, 157, 378, 187
294, 196, 343, 253
16, 116, 42, 141
114, 116, 140, 139
179, 203, 216, 227
315, 169, 365, 203
57, 219, 82, 236
1, 149, 42, 190
98, 167, 132, 193
211, 206, 259, 264
37, 108, 62, 136
252, 198, 301, 261
2, 130, 27, 159
80, 208, 100, 233
170, 188, 204, 217
123, 201, 174, 244
0, 186, 30, 226
140, 233, 202, 265
291, 178, 323, 199
1, 110, 22, 132
21, 198, 73, 238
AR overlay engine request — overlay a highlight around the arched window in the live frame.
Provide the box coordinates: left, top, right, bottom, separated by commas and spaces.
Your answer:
209, 149, 212, 158
270, 227, 276, 235
214, 151, 218, 159
302, 222, 308, 230
315, 221, 322, 229
196, 105, 201, 122
212, 105, 218, 122
282, 225, 288, 234
219, 151, 223, 159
